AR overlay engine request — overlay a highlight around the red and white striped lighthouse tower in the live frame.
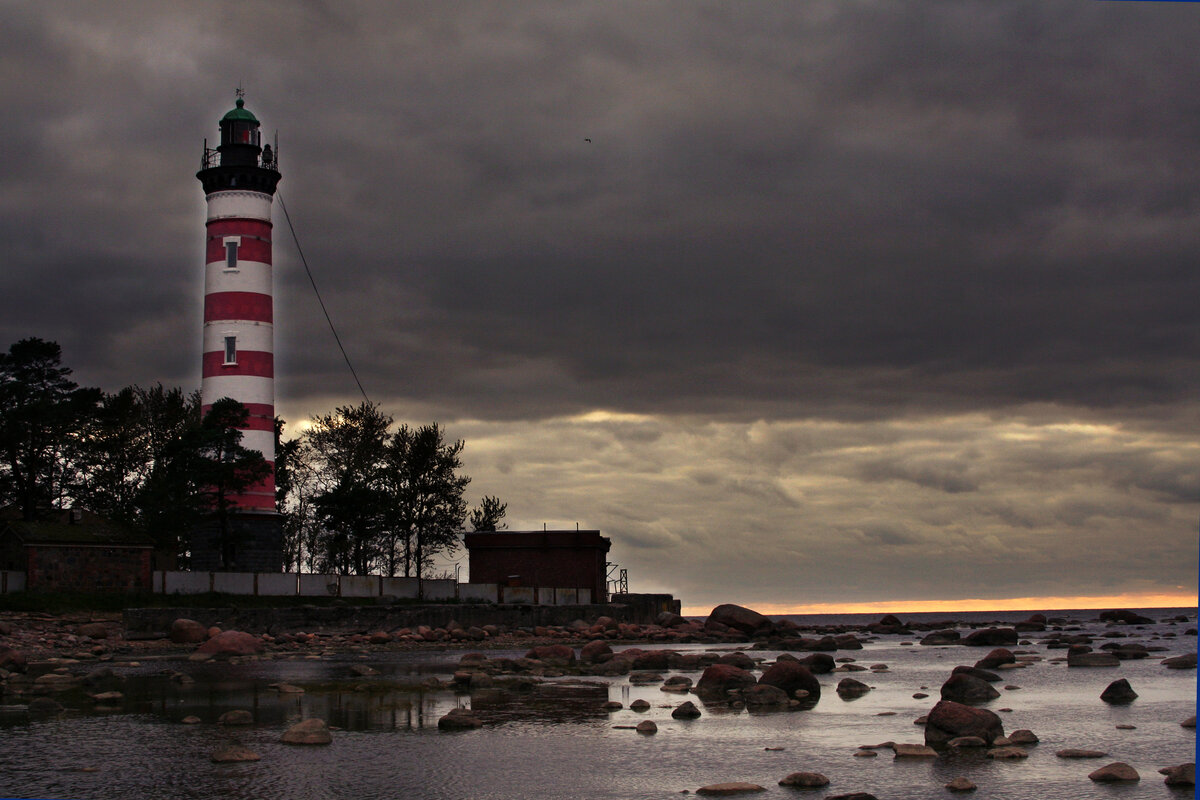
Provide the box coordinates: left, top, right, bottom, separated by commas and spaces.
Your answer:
194, 94, 282, 568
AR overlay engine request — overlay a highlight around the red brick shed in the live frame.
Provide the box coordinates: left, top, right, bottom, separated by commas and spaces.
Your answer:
463, 529, 611, 602
0, 507, 153, 592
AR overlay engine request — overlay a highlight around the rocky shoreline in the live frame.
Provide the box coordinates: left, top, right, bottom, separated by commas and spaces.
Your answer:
1, 602, 1195, 797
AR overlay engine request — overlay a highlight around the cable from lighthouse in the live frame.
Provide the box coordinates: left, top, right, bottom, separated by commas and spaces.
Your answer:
276, 190, 372, 405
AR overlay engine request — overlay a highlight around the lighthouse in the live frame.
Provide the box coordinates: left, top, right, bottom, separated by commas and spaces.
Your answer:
192, 93, 283, 571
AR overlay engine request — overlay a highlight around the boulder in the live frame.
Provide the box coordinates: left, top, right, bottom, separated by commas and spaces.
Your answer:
437, 708, 483, 730
925, 700, 1004, 747
1163, 763, 1194, 787
218, 710, 253, 725
211, 746, 260, 763
1099, 678, 1137, 704
951, 665, 1001, 683
169, 619, 208, 644
893, 743, 937, 758
944, 777, 976, 792
77, 623, 108, 640
706, 604, 772, 635
672, 701, 702, 719
920, 630, 961, 646
695, 664, 757, 699
1056, 749, 1107, 759
579, 640, 612, 663
26, 697, 64, 717
1067, 646, 1119, 667
824, 794, 879, 800
0, 645, 27, 673
1088, 762, 1139, 782
282, 718, 333, 744
836, 677, 871, 698
716, 652, 756, 671
1161, 653, 1197, 669
635, 720, 657, 734
656, 612, 687, 628
1008, 729, 1038, 744
661, 675, 693, 692
778, 772, 829, 787
195, 630, 263, 658
696, 783, 766, 796
630, 699, 650, 712
796, 653, 835, 674
742, 684, 789, 708
524, 645, 575, 666
973, 648, 1015, 669
963, 628, 1017, 647
758, 660, 821, 701
940, 673, 1000, 704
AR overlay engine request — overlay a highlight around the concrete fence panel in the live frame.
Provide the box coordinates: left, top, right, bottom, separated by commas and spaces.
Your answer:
381, 577, 420, 599
500, 586, 535, 604
537, 587, 556, 605
459, 583, 497, 603
1, 571, 26, 593
162, 571, 211, 594
422, 579, 456, 601
340, 575, 378, 598
257, 572, 299, 596
556, 588, 578, 605
578, 588, 591, 604
212, 572, 254, 595
299, 574, 340, 597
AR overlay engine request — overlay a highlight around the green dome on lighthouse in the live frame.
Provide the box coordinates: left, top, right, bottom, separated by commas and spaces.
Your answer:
221, 97, 259, 123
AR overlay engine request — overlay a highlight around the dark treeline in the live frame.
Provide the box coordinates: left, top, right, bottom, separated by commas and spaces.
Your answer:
0, 338, 504, 576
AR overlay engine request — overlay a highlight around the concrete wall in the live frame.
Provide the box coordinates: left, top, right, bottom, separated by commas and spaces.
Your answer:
1, 570, 26, 593
381, 577, 419, 599
459, 582, 497, 603
149, 570, 589, 605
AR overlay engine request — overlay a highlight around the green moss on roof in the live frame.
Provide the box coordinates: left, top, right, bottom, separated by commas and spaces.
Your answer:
222, 98, 258, 123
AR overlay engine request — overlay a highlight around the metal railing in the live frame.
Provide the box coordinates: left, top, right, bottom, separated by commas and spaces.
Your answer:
200, 147, 279, 171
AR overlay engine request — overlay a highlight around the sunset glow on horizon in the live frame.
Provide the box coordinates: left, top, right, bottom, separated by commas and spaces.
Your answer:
681, 592, 1198, 618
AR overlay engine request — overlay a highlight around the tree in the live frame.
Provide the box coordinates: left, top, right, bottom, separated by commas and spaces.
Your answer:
383, 423, 469, 579
306, 402, 391, 575
190, 398, 272, 570
0, 338, 100, 519
468, 495, 508, 532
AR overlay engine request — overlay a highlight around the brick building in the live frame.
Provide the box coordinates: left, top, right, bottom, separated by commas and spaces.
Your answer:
0, 507, 154, 592
463, 529, 611, 602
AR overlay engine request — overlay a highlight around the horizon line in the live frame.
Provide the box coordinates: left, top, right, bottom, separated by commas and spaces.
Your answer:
679, 591, 1197, 618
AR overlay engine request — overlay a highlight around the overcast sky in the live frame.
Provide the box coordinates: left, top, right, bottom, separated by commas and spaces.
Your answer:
2, 1, 1196, 613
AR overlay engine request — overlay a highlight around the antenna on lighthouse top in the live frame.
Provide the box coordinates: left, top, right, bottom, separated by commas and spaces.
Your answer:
236, 83, 245, 101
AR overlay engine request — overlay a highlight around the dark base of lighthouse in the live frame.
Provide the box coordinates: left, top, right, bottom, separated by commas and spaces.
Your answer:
189, 512, 283, 573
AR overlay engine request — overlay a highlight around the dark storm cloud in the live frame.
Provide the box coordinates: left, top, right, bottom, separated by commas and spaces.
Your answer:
4, 1, 1197, 424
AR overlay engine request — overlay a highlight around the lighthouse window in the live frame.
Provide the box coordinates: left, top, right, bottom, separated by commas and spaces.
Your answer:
224, 336, 237, 365
225, 241, 239, 271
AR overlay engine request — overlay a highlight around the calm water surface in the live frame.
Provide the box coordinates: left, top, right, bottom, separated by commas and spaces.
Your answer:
0, 608, 1194, 799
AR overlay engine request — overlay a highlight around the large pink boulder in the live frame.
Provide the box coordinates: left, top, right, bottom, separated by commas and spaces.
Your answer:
169, 619, 208, 644
925, 700, 1005, 747
759, 660, 821, 702
195, 630, 264, 658
695, 663, 757, 700
706, 604, 772, 635
579, 640, 613, 663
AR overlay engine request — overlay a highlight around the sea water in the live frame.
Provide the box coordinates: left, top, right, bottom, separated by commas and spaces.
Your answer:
0, 608, 1194, 800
